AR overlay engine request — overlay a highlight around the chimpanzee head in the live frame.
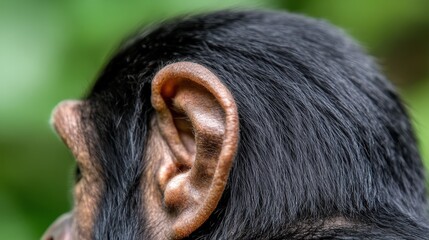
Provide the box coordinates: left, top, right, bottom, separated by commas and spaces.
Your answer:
43, 10, 429, 240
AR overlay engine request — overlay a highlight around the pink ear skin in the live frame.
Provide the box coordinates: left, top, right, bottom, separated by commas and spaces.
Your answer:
41, 212, 74, 240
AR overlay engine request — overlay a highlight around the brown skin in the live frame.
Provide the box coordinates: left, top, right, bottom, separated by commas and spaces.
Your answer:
43, 101, 103, 240
43, 62, 239, 240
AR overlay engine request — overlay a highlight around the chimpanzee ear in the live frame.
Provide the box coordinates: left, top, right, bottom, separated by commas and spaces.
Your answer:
151, 62, 239, 238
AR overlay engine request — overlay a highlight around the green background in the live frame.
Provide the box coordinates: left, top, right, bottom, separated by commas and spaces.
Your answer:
0, 1, 428, 239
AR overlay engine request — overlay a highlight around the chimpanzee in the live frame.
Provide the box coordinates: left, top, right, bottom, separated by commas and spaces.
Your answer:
43, 10, 429, 240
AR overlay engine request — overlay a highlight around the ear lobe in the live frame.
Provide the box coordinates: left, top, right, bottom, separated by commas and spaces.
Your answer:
151, 62, 239, 238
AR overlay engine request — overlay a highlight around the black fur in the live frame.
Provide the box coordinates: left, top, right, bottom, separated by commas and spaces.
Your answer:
80, 10, 429, 239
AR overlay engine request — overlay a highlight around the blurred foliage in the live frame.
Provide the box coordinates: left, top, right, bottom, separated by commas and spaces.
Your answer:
0, 0, 428, 239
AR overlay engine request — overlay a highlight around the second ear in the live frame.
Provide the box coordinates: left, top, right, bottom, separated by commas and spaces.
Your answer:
150, 62, 239, 239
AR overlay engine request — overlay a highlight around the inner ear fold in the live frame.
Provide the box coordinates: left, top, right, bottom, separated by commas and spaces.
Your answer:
151, 62, 239, 239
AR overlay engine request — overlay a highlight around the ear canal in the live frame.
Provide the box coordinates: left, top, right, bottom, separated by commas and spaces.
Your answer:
151, 62, 239, 239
